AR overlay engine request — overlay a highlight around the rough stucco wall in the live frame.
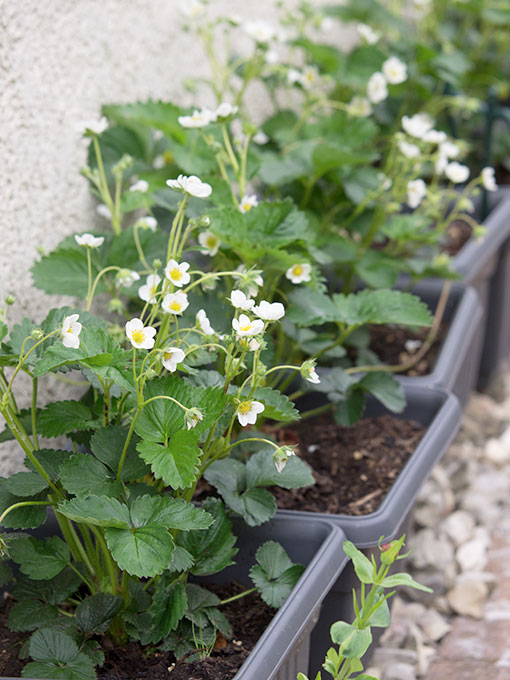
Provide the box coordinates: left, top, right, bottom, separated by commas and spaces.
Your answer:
0, 0, 354, 474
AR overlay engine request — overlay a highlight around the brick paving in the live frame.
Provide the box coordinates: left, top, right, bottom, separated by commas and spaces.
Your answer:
424, 514, 510, 679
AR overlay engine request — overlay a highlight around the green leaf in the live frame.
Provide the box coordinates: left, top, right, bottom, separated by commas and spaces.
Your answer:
24, 628, 96, 680
38, 401, 97, 438
90, 425, 149, 482
76, 593, 123, 634
13, 568, 81, 605
8, 535, 70, 580
133, 376, 190, 442
368, 599, 390, 628
0, 562, 13, 586
332, 290, 433, 328
249, 541, 304, 608
129, 494, 213, 531
168, 546, 195, 572
137, 431, 201, 489
381, 572, 433, 592
105, 524, 174, 578
245, 448, 314, 489
177, 498, 237, 575
249, 387, 299, 423
342, 541, 374, 584
24, 449, 73, 481
312, 143, 376, 176
334, 389, 366, 426
0, 477, 48, 529
287, 287, 339, 326
58, 495, 130, 528
8, 599, 58, 632
103, 100, 186, 142
330, 621, 372, 658
358, 373, 405, 413
5, 472, 49, 497
147, 581, 187, 643
59, 454, 122, 497
31, 247, 104, 298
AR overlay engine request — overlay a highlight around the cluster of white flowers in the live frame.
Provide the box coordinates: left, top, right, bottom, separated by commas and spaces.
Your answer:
367, 57, 407, 104
401, 112, 435, 139
178, 102, 239, 129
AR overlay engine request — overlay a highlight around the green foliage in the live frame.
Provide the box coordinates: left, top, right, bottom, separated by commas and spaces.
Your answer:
75, 594, 123, 634
137, 432, 201, 489
38, 401, 98, 438
8, 536, 70, 580
249, 541, 305, 608
22, 629, 97, 680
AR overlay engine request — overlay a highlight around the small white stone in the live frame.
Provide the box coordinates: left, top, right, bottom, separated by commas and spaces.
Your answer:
442, 510, 475, 547
419, 608, 451, 641
410, 528, 456, 572
447, 579, 489, 618
456, 536, 489, 573
484, 436, 510, 465
384, 662, 417, 680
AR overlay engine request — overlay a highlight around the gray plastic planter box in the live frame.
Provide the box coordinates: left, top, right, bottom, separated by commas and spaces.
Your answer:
278, 385, 461, 675
396, 280, 483, 406
452, 187, 510, 387
0, 515, 348, 680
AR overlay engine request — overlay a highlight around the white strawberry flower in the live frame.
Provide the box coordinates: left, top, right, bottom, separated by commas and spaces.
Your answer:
286, 263, 312, 284
367, 72, 388, 104
301, 360, 320, 384
129, 179, 149, 193
423, 129, 447, 144
96, 203, 111, 220
347, 97, 372, 118
273, 445, 296, 473
398, 140, 421, 158
138, 274, 161, 304
265, 49, 280, 64
230, 290, 255, 311
407, 179, 427, 209
125, 318, 157, 350
186, 408, 204, 430
166, 175, 212, 198
179, 0, 205, 18
75, 233, 104, 249
135, 216, 158, 231
198, 230, 221, 256
239, 194, 259, 213
253, 131, 269, 145
164, 259, 191, 288
162, 347, 186, 372
243, 20, 277, 43
215, 102, 239, 119
445, 162, 470, 184
287, 68, 302, 85
438, 140, 460, 159
435, 153, 449, 175
237, 400, 265, 427
402, 112, 434, 139
76, 117, 108, 135
178, 108, 216, 128
300, 65, 320, 89
196, 309, 215, 335
253, 300, 285, 321
248, 338, 261, 352
356, 23, 379, 44
115, 269, 141, 288
481, 167, 497, 192
232, 314, 264, 337
162, 292, 189, 315
382, 56, 407, 84
61, 314, 82, 349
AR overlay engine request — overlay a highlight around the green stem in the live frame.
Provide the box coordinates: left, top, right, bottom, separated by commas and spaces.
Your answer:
93, 135, 120, 235
86, 266, 122, 311
0, 501, 53, 526
219, 587, 257, 606
31, 377, 39, 449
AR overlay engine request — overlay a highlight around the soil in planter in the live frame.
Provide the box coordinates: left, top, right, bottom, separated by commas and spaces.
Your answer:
272, 414, 426, 516
0, 583, 274, 680
364, 321, 449, 376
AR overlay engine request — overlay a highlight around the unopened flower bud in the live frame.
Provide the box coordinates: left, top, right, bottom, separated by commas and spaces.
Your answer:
152, 258, 162, 270
108, 299, 125, 314
30, 328, 44, 340
199, 214, 211, 228
380, 535, 406, 564
4, 295, 15, 306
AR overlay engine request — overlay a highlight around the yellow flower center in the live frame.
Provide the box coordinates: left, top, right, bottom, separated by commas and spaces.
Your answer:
150, 286, 158, 298
169, 268, 182, 281
292, 265, 303, 276
238, 401, 252, 414
132, 330, 145, 344
66, 327, 73, 333
206, 236, 217, 248
240, 323, 252, 332
241, 203, 252, 212
163, 352, 173, 361
169, 301, 182, 312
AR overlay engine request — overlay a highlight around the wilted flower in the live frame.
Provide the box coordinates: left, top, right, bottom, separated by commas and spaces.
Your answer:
115, 269, 140, 288
286, 263, 312, 284
445, 162, 470, 184
198, 230, 220, 256
407, 179, 427, 209
398, 140, 420, 158
196, 309, 215, 335
166, 174, 212, 198
162, 347, 185, 372
186, 407, 204, 430
273, 445, 296, 473
125, 318, 157, 350
129, 179, 149, 193
347, 96, 372, 118
239, 194, 259, 213
236, 400, 265, 426
76, 117, 108, 135
162, 292, 189, 315
164, 259, 191, 288
402, 112, 434, 139
481, 167, 497, 192
61, 314, 82, 349
253, 300, 285, 321
75, 233, 104, 249
382, 56, 407, 84
135, 216, 158, 231
138, 274, 161, 304
356, 23, 379, 44
232, 314, 264, 337
230, 289, 255, 311
367, 72, 388, 104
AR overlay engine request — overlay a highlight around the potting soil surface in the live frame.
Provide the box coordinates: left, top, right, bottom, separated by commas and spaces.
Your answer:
273, 414, 425, 515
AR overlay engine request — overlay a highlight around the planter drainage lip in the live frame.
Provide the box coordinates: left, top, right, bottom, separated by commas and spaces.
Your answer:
232, 517, 348, 680
278, 385, 461, 549
395, 280, 482, 399
453, 187, 510, 282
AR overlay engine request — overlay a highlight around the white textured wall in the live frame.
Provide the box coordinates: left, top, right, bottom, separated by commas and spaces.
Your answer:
0, 0, 353, 474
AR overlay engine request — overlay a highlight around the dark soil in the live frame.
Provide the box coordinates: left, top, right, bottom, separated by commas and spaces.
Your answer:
443, 218, 473, 256
0, 583, 274, 680
366, 321, 448, 376
272, 414, 425, 515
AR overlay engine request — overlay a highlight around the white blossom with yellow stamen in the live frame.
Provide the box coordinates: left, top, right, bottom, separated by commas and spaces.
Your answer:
286, 263, 312, 284
232, 314, 264, 337
138, 274, 161, 304
162, 347, 185, 372
164, 259, 191, 288
125, 318, 156, 350
162, 292, 189, 315
237, 400, 265, 427
61, 314, 82, 349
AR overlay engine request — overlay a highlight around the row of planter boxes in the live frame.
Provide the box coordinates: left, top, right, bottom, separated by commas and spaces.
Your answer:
4, 190, 510, 680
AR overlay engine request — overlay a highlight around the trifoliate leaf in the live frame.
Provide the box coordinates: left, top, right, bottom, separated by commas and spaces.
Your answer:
332, 289, 433, 328
248, 387, 299, 423
133, 376, 190, 442
31, 247, 104, 299
129, 494, 213, 531
287, 287, 340, 326
13, 568, 81, 605
105, 524, 174, 578
24, 448, 73, 481
137, 431, 201, 489
147, 581, 187, 643
249, 541, 304, 608
23, 628, 96, 680
245, 448, 314, 489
